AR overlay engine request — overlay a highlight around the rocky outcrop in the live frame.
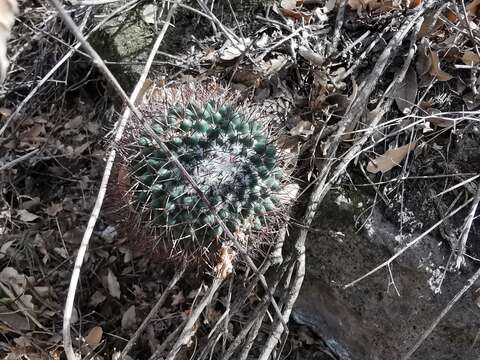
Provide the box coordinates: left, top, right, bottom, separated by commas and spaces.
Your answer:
293, 190, 480, 360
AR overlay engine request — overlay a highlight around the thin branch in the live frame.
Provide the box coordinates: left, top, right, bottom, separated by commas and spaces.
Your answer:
344, 197, 474, 289
401, 266, 480, 360
119, 263, 186, 359
165, 277, 224, 360
0, 148, 39, 171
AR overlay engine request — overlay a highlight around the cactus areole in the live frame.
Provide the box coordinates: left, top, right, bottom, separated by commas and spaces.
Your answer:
123, 98, 288, 260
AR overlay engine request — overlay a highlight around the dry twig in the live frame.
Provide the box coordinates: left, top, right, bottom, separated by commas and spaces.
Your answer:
401, 265, 480, 360
119, 263, 186, 360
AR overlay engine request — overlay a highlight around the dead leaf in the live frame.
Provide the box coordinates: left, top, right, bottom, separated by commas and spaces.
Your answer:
409, 0, 421, 8
467, 0, 480, 16
463, 91, 480, 110
22, 197, 40, 210
206, 306, 222, 324
64, 115, 83, 129
214, 246, 235, 279
280, 0, 297, 10
0, 107, 12, 117
0, 0, 18, 83
84, 326, 103, 348
393, 67, 418, 115
261, 55, 288, 77
417, 14, 443, 38
107, 269, 121, 299
0, 309, 31, 331
219, 38, 251, 61
280, 8, 312, 22
429, 50, 452, 81
325, 0, 337, 12
367, 143, 417, 173
348, 0, 390, 15
416, 40, 432, 76
427, 108, 456, 128
121, 305, 136, 331
53, 247, 68, 259
89, 291, 106, 307
17, 209, 39, 222
0, 240, 14, 259
45, 203, 63, 217
171, 291, 185, 306
462, 50, 480, 65
348, 0, 366, 14
73, 141, 91, 157
33, 286, 49, 298
141, 4, 157, 24
290, 120, 314, 138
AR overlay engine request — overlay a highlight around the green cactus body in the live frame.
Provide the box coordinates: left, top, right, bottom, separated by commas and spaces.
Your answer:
128, 101, 286, 255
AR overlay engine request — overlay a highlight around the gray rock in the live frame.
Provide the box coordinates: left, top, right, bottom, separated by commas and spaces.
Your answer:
293, 190, 480, 360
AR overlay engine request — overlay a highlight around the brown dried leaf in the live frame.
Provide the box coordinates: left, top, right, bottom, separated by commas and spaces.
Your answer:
0, 310, 31, 331
280, 8, 312, 22
0, 107, 12, 117
467, 0, 480, 16
462, 50, 480, 65
367, 143, 417, 174
290, 120, 314, 138
409, 0, 421, 8
107, 269, 121, 299
89, 291, 107, 307
64, 115, 83, 130
121, 306, 136, 331
417, 14, 443, 38
84, 326, 103, 348
214, 245, 235, 279
429, 50, 452, 81
425, 108, 453, 128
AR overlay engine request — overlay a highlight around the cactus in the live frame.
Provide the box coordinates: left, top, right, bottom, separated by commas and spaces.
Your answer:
121, 95, 290, 260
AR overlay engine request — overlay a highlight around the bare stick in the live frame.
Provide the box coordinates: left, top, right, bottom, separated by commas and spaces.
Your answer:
401, 266, 480, 360
0, 148, 39, 170
257, 259, 304, 360
344, 197, 474, 289
48, 2, 182, 359
120, 263, 186, 359
454, 182, 480, 268
165, 277, 224, 360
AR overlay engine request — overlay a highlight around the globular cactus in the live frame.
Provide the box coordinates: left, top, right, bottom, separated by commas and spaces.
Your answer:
115, 86, 293, 262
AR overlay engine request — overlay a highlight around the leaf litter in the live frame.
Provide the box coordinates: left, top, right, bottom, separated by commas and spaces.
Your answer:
1, 0, 480, 359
